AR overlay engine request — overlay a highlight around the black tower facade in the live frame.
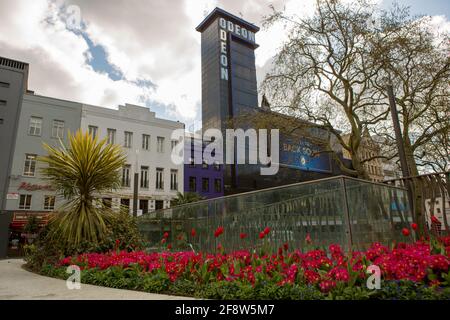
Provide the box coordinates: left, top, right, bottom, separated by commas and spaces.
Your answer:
196, 8, 260, 193
197, 8, 346, 195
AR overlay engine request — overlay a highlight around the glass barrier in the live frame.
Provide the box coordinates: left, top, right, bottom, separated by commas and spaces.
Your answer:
138, 176, 412, 252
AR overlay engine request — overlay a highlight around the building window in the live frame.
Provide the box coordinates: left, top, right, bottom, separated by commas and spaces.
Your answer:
44, 195, 55, 210
107, 128, 116, 144
23, 154, 37, 177
121, 199, 130, 211
202, 178, 209, 192
214, 179, 222, 193
0, 81, 10, 88
142, 134, 150, 150
124, 131, 133, 148
140, 166, 149, 188
122, 165, 131, 187
189, 177, 196, 192
157, 137, 165, 153
0, 100, 6, 106
29, 117, 42, 136
0, 119, 3, 124
170, 169, 178, 191
52, 120, 65, 139
88, 125, 98, 138
19, 194, 32, 210
171, 140, 178, 151
139, 199, 149, 214
156, 168, 164, 190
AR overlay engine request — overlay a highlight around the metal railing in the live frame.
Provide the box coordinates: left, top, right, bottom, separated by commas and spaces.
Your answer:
384, 172, 450, 236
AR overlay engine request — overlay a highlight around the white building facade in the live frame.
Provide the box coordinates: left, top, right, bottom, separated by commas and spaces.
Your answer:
80, 103, 184, 214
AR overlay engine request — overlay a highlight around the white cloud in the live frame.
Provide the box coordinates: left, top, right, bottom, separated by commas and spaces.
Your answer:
0, 0, 447, 126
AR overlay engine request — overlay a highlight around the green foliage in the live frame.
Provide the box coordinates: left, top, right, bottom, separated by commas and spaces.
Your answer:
370, 280, 450, 300
25, 210, 144, 271
326, 285, 375, 300
39, 130, 127, 247
25, 129, 145, 271
23, 215, 40, 234
37, 263, 450, 300
171, 192, 205, 206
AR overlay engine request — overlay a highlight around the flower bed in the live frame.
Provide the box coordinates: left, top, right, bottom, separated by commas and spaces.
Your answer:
40, 236, 450, 300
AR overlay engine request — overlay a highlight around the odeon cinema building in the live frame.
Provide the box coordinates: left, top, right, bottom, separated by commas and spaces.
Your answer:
195, 8, 348, 195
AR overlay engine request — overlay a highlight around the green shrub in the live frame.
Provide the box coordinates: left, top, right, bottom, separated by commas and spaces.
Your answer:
35, 264, 450, 300
24, 210, 144, 271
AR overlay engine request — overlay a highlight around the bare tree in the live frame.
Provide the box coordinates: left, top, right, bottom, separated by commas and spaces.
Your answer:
261, 0, 390, 178
262, 0, 449, 178
372, 6, 450, 175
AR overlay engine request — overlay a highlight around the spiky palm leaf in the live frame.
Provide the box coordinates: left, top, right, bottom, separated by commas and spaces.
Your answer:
171, 192, 205, 206
39, 130, 127, 247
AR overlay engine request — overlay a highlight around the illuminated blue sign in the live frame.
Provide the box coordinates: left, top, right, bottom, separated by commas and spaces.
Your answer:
280, 138, 331, 173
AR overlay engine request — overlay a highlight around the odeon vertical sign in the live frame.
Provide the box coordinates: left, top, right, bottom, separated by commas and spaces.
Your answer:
218, 17, 256, 81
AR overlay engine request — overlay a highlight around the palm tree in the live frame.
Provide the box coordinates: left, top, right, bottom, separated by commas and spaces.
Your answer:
39, 130, 126, 247
171, 192, 205, 206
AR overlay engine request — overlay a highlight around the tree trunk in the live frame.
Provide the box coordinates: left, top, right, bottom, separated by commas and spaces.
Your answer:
403, 136, 419, 177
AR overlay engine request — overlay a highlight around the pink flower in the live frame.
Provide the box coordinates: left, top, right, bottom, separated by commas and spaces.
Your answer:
319, 280, 336, 293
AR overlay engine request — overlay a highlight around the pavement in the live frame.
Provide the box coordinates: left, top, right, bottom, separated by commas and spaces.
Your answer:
0, 259, 194, 300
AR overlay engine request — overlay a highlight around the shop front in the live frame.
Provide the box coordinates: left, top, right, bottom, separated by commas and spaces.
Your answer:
7, 212, 50, 257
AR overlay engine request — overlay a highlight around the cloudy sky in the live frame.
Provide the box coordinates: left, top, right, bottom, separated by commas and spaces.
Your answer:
1, 0, 449, 130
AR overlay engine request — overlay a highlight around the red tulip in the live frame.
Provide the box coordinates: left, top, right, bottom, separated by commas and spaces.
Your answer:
163, 232, 169, 239
167, 244, 172, 250
191, 228, 197, 237
411, 223, 418, 230
263, 227, 271, 235
431, 216, 441, 224
402, 228, 410, 236
278, 247, 283, 256
214, 226, 224, 238
240, 233, 247, 239
161, 238, 166, 244
259, 232, 265, 239
283, 242, 289, 251
305, 233, 312, 244
217, 243, 223, 251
